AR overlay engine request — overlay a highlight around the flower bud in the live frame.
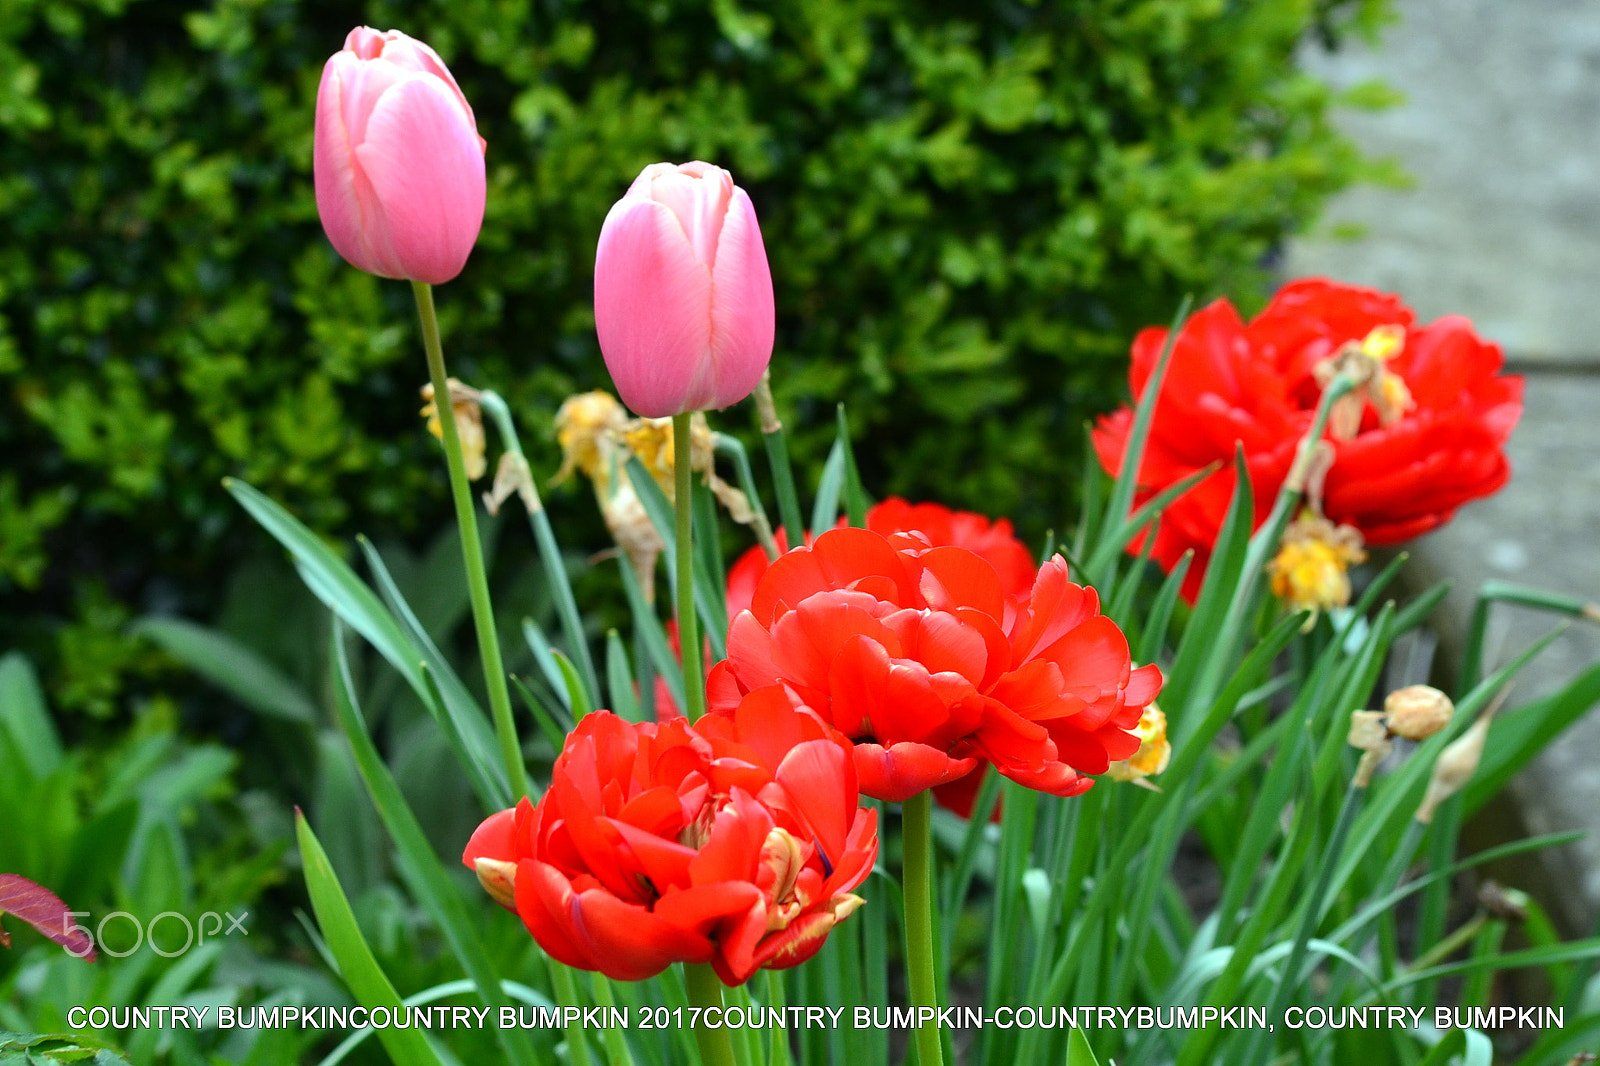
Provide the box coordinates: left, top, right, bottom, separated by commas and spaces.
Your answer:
594, 162, 775, 417
1417, 708, 1495, 824
1384, 684, 1454, 742
314, 27, 486, 284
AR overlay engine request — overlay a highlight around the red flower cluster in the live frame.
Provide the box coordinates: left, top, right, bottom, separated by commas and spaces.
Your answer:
708, 526, 1161, 802
462, 693, 876, 985
1092, 279, 1522, 597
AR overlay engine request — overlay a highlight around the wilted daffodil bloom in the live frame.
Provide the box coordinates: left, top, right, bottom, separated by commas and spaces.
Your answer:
420, 378, 486, 480
1267, 510, 1367, 620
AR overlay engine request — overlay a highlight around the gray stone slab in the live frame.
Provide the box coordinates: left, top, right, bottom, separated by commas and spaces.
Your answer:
1399, 372, 1600, 928
1286, 0, 1600, 364
1281, 0, 1600, 925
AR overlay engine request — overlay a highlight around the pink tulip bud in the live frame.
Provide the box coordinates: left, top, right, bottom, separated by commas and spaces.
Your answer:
594, 162, 775, 417
313, 27, 486, 285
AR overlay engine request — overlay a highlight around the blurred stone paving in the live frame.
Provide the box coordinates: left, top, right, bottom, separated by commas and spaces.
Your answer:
1284, 0, 1600, 926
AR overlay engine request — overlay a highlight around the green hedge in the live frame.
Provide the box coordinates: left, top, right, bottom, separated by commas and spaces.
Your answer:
0, 0, 1393, 709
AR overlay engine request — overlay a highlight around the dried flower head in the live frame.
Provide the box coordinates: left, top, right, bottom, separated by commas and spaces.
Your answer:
1348, 709, 1393, 787
420, 378, 487, 480
1268, 510, 1367, 620
1384, 684, 1455, 742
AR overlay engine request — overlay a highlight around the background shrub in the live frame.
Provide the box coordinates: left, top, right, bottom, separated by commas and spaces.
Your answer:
0, 0, 1393, 707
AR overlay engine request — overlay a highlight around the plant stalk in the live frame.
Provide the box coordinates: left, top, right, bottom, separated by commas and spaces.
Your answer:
902, 791, 946, 1066
411, 281, 528, 802
673, 412, 707, 721
685, 962, 739, 1066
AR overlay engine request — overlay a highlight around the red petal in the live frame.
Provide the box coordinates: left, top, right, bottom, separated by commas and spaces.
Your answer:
916, 546, 1005, 620
774, 739, 855, 866
462, 805, 521, 869
852, 743, 977, 802
749, 527, 918, 624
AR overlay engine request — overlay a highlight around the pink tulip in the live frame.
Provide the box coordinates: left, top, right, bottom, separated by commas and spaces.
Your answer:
594, 162, 775, 417
313, 27, 486, 285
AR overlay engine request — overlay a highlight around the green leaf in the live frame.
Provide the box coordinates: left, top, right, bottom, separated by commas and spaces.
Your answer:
510, 675, 571, 755
1099, 295, 1192, 546
131, 616, 317, 723
605, 630, 642, 723
294, 811, 446, 1066
810, 439, 846, 537
1066, 1026, 1100, 1066
327, 632, 539, 1066
0, 652, 61, 780
1084, 461, 1217, 587
621, 455, 728, 660
552, 650, 595, 720
617, 555, 686, 714
835, 404, 870, 527
1464, 658, 1600, 815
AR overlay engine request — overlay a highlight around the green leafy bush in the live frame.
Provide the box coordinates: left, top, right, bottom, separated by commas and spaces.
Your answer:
0, 0, 1393, 705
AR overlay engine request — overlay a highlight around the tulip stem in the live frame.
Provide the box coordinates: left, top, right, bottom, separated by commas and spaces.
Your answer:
684, 963, 739, 1066
411, 281, 528, 802
673, 412, 707, 722
901, 791, 946, 1066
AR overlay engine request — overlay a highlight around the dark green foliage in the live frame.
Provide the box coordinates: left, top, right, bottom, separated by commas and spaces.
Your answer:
0, 0, 1392, 706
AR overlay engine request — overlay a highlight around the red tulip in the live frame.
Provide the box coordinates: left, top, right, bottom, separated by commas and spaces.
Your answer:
313, 27, 486, 284
707, 526, 1161, 802
594, 162, 775, 418
463, 696, 876, 985
1092, 279, 1522, 598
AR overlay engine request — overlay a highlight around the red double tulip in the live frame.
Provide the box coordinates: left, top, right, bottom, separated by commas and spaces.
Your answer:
1092, 279, 1522, 598
707, 526, 1161, 802
462, 693, 876, 985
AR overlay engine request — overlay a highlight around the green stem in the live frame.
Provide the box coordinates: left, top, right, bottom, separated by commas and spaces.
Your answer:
549, 961, 595, 1066
685, 962, 739, 1066
764, 970, 792, 1066
901, 791, 945, 1066
588, 972, 637, 1066
411, 282, 528, 802
673, 412, 707, 721
753, 372, 805, 545
478, 389, 602, 707
713, 431, 780, 561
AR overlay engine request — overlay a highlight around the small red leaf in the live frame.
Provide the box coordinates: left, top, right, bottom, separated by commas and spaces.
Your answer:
0, 873, 97, 961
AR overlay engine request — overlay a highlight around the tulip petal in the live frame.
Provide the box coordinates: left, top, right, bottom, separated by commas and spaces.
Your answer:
594, 197, 714, 417
705, 187, 775, 410
314, 54, 397, 279
852, 742, 976, 802
355, 74, 486, 284
462, 805, 521, 869
774, 739, 854, 867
